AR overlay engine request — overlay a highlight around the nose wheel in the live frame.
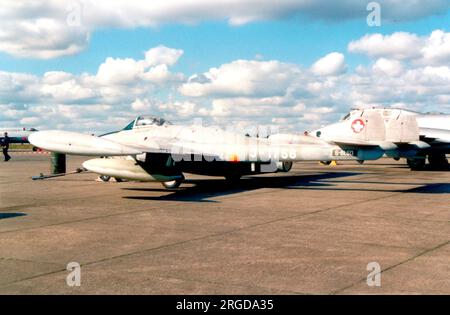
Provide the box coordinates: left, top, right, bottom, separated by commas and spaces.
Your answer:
161, 175, 184, 189
99, 175, 123, 182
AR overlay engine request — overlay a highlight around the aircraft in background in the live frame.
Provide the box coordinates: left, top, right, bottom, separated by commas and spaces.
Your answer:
29, 115, 393, 189
0, 127, 38, 146
311, 108, 450, 170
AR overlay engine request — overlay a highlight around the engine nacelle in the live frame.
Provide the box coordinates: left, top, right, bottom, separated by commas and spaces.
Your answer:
276, 161, 293, 172
82, 156, 183, 182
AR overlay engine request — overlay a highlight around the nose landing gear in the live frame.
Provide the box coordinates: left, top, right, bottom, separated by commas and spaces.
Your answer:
161, 175, 185, 189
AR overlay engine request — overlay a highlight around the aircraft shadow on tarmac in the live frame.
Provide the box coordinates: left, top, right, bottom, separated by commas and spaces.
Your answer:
0, 213, 27, 220
395, 165, 450, 171
404, 183, 450, 194
122, 172, 358, 202
122, 171, 450, 202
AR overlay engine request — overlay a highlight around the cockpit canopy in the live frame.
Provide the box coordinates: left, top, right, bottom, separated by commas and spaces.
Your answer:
122, 116, 172, 130
135, 116, 171, 127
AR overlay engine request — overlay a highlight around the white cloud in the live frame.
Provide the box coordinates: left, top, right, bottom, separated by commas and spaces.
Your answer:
349, 30, 450, 66
1, 29, 450, 134
372, 58, 403, 76
421, 30, 450, 65
179, 60, 300, 98
0, 46, 187, 132
78, 0, 450, 28
96, 57, 145, 85
311, 52, 347, 76
0, 0, 448, 58
0, 1, 89, 59
95, 47, 185, 86
131, 98, 153, 111
145, 46, 184, 67
348, 32, 422, 60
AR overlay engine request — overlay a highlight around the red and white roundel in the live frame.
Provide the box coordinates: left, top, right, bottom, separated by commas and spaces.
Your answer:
351, 119, 365, 133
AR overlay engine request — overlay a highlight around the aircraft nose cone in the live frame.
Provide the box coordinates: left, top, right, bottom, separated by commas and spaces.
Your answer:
28, 131, 48, 149
28, 130, 142, 155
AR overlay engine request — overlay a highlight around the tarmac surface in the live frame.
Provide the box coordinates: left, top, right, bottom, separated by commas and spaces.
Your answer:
0, 153, 449, 294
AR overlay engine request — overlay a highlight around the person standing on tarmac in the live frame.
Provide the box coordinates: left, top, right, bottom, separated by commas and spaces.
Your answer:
2, 132, 11, 162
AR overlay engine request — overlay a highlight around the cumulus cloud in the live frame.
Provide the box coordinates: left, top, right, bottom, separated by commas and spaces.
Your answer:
0, 1, 89, 59
311, 52, 347, 76
179, 60, 301, 98
372, 58, 403, 76
349, 30, 450, 66
0, 0, 449, 58
1, 29, 450, 134
421, 30, 450, 65
145, 46, 184, 67
348, 32, 422, 60
95, 47, 184, 86
0, 46, 187, 132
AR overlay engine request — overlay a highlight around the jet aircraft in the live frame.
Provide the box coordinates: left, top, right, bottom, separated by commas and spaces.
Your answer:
29, 114, 393, 188
311, 108, 450, 170
0, 127, 38, 145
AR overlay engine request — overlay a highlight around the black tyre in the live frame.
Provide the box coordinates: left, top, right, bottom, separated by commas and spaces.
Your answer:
407, 158, 426, 170
224, 174, 241, 182
428, 154, 448, 169
99, 175, 111, 182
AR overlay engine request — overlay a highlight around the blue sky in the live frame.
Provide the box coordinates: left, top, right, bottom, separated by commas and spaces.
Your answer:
0, 1, 449, 132
2, 11, 448, 76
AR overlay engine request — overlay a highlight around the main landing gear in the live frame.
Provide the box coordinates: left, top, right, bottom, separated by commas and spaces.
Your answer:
407, 153, 448, 170
224, 174, 241, 183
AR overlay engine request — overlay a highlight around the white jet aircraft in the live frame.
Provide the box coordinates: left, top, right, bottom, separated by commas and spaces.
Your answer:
29, 114, 393, 188
0, 127, 38, 145
311, 108, 450, 170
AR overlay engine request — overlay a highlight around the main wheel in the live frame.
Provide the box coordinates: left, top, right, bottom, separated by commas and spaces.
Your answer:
162, 177, 183, 189
428, 154, 448, 169
407, 157, 426, 170
224, 174, 241, 182
99, 175, 111, 182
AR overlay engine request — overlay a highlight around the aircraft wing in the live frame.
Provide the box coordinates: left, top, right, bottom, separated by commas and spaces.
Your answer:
29, 131, 143, 156
331, 139, 378, 147
332, 139, 404, 150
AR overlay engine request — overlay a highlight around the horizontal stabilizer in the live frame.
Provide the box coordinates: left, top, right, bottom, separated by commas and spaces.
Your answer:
334, 139, 398, 150
333, 139, 379, 147
420, 128, 450, 144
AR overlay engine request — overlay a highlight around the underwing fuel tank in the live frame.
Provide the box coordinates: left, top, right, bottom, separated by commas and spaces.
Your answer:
82, 157, 183, 182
